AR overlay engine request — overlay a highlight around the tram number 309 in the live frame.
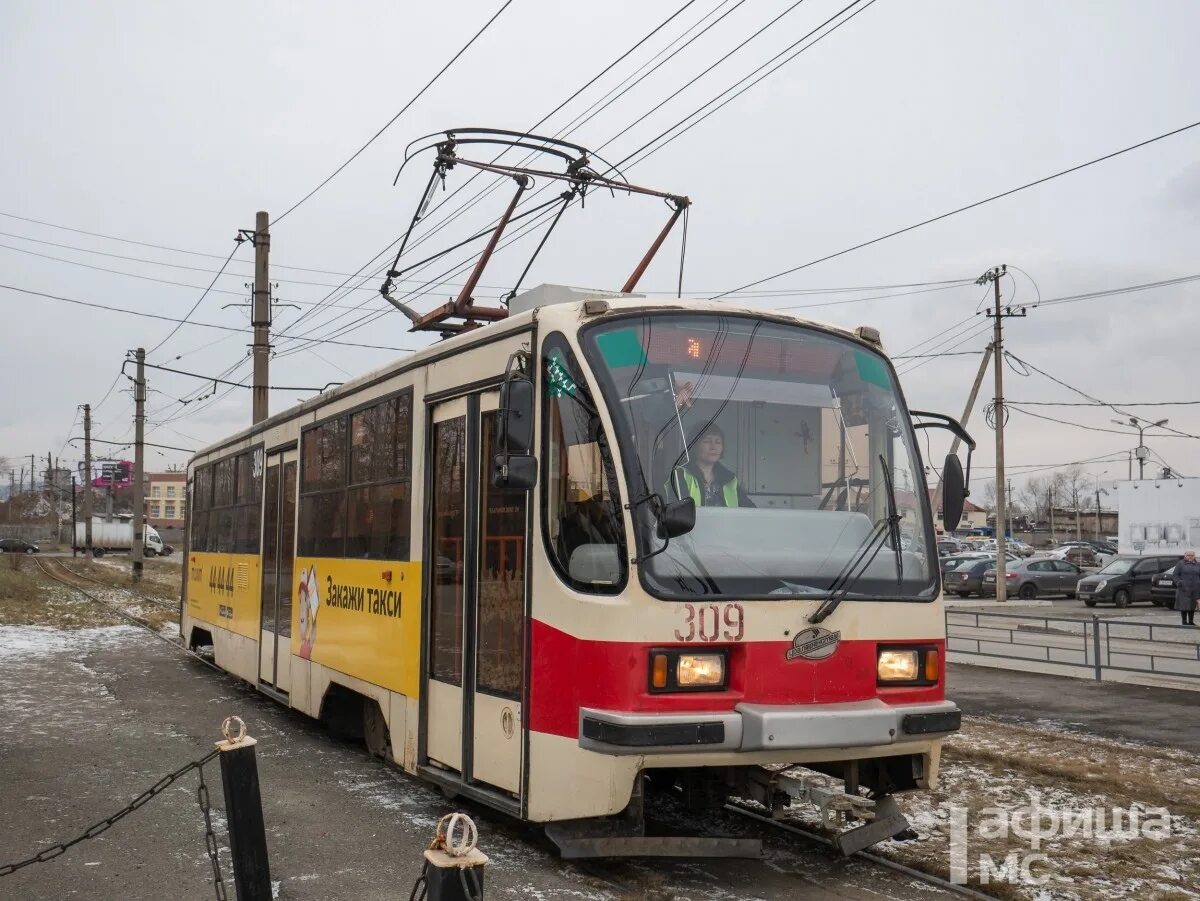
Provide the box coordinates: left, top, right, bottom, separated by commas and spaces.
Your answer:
674, 603, 744, 642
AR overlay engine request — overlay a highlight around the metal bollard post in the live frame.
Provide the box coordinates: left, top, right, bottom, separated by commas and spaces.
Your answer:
216, 716, 272, 901
1091, 615, 1102, 682
425, 813, 487, 901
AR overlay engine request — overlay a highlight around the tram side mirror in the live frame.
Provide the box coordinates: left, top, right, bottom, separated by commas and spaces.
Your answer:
658, 497, 696, 539
493, 453, 537, 492
493, 374, 537, 491
942, 454, 966, 532
500, 377, 534, 455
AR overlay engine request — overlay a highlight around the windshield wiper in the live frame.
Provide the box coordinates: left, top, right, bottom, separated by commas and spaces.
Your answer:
809, 456, 903, 625
879, 456, 904, 585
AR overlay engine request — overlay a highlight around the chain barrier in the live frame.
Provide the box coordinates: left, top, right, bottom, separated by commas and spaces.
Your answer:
0, 746, 227, 900
197, 765, 229, 901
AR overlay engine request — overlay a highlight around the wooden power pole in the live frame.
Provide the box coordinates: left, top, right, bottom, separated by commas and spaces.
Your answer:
82, 403, 93, 555
131, 348, 146, 582
251, 211, 271, 424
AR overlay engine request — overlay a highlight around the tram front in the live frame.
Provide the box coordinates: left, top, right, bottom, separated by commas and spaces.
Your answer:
520, 300, 972, 856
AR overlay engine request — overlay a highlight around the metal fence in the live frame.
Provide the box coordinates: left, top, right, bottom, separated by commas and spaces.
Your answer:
946, 609, 1200, 682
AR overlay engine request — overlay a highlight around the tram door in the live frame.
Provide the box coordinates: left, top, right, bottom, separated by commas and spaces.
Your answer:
426, 393, 528, 797
260, 449, 297, 693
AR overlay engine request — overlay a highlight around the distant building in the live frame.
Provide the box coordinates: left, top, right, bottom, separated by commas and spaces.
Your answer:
929, 489, 987, 533
145, 472, 187, 529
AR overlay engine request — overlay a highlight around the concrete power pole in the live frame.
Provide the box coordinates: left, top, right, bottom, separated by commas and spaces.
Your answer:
251, 210, 271, 425
29, 454, 35, 492
131, 348, 146, 582
83, 403, 93, 554
979, 264, 1026, 602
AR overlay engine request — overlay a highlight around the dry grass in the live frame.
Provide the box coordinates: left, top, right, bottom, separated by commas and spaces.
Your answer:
0, 556, 121, 628
0, 555, 179, 631
74, 556, 182, 603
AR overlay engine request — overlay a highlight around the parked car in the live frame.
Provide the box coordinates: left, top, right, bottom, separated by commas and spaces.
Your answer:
1151, 565, 1177, 607
0, 538, 39, 554
937, 539, 964, 557
941, 554, 985, 579
982, 558, 1083, 599
945, 558, 996, 598
1007, 539, 1035, 558
1057, 539, 1117, 555
1076, 555, 1183, 607
1049, 545, 1110, 569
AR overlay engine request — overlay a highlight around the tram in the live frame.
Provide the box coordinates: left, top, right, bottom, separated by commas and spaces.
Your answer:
182, 283, 975, 856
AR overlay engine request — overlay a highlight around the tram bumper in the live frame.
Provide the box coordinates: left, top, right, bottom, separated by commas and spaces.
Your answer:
579, 699, 960, 755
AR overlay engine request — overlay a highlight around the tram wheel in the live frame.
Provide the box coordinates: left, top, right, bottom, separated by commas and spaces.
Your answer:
363, 700, 393, 762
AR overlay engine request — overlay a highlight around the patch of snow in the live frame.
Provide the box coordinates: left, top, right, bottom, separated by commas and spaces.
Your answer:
0, 624, 139, 659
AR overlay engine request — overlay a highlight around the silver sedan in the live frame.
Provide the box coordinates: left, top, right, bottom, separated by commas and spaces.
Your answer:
981, 558, 1084, 599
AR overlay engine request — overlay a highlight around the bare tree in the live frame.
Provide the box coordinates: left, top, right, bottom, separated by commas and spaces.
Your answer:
1018, 476, 1048, 524
980, 480, 997, 513
1060, 465, 1088, 540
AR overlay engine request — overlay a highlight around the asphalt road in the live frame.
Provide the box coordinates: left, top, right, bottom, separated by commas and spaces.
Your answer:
0, 625, 956, 901
947, 661, 1200, 752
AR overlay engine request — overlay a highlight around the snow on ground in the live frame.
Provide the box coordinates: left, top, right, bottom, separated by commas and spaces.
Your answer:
0, 623, 138, 659
772, 715, 1200, 898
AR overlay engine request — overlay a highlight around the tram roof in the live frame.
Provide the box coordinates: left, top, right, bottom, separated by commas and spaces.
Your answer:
190, 287, 869, 462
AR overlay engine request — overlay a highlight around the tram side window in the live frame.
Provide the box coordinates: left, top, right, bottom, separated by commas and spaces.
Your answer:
300, 417, 349, 557
541, 337, 626, 592
191, 465, 212, 552
191, 450, 262, 554
346, 392, 413, 559
300, 393, 413, 560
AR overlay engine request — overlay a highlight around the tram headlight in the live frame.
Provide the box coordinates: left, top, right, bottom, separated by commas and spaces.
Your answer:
877, 650, 919, 682
677, 653, 725, 687
876, 647, 940, 685
648, 649, 728, 692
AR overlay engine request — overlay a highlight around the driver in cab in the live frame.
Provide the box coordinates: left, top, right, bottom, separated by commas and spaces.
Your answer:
669, 423, 755, 508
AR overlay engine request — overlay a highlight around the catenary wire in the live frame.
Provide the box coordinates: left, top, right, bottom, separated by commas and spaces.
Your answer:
616, 0, 878, 171
145, 242, 242, 359
270, 0, 514, 226
280, 0, 875, 351
713, 118, 1200, 299
277, 0, 706, 336
0, 283, 417, 352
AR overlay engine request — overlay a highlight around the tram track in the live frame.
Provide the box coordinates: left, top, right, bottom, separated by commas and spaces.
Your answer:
721, 802, 994, 900
31, 557, 225, 677
38, 557, 179, 612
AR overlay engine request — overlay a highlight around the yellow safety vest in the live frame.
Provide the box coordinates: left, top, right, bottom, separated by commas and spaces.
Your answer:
671, 468, 741, 507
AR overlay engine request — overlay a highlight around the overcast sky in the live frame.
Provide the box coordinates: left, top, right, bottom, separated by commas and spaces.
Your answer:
2, 0, 1198, 499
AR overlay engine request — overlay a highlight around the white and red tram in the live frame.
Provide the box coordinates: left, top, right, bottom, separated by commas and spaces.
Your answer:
183, 285, 973, 856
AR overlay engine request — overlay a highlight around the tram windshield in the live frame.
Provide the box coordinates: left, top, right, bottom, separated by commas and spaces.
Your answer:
582, 313, 938, 600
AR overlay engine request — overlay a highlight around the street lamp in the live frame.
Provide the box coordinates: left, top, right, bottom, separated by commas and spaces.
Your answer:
1111, 417, 1168, 480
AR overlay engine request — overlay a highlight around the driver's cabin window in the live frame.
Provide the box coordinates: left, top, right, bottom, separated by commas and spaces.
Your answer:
542, 338, 625, 592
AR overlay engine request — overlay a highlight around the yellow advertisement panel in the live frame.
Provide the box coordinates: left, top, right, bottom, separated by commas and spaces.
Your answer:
293, 557, 423, 696
187, 552, 262, 641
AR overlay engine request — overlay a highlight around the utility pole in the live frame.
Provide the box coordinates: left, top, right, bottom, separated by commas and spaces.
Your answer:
131, 348, 146, 582
979, 264, 1025, 602
83, 404, 93, 555
29, 454, 36, 492
932, 344, 994, 530
1111, 416, 1168, 480
249, 211, 271, 425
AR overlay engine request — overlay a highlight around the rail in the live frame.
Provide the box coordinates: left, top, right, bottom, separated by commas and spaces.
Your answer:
945, 609, 1200, 683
